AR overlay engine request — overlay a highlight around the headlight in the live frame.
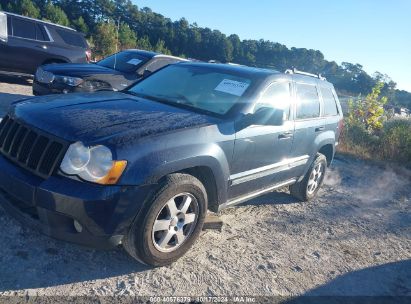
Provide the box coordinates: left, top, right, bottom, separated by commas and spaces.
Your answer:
60, 142, 127, 185
35, 67, 55, 83
54, 75, 83, 86
82, 80, 109, 91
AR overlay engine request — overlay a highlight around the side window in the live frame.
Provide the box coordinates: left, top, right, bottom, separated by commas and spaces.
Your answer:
320, 87, 339, 116
145, 59, 176, 73
295, 83, 320, 119
254, 82, 291, 120
56, 29, 87, 48
36, 24, 49, 41
12, 17, 36, 40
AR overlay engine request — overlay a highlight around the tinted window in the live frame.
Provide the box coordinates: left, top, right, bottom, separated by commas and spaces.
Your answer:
56, 29, 87, 48
13, 17, 36, 39
255, 82, 291, 119
296, 83, 320, 119
98, 52, 149, 73
145, 58, 179, 73
128, 65, 254, 115
36, 24, 49, 41
320, 87, 339, 116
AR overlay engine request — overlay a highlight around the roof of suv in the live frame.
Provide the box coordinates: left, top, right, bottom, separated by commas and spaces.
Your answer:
3, 11, 76, 32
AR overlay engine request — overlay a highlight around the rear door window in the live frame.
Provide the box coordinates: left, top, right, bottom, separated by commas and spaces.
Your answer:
320, 87, 339, 116
295, 83, 320, 119
12, 17, 36, 40
55, 29, 87, 48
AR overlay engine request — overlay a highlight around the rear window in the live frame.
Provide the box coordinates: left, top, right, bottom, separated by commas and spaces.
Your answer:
320, 87, 339, 116
12, 17, 36, 40
295, 83, 321, 119
55, 28, 87, 48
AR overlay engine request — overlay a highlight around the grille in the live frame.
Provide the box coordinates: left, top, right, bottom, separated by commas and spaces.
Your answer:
0, 115, 66, 178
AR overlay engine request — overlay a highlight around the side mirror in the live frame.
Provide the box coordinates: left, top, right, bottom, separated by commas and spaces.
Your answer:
237, 107, 284, 130
0, 12, 8, 42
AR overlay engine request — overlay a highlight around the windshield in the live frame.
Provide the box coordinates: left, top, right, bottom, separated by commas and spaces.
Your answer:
127, 65, 254, 115
97, 52, 148, 73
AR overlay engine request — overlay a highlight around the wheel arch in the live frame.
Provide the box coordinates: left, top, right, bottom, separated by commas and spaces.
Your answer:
318, 143, 335, 166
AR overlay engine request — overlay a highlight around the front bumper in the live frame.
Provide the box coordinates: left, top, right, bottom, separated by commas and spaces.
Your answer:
0, 155, 154, 249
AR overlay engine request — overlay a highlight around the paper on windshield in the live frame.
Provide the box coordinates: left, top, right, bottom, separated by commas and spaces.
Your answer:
127, 58, 142, 65
214, 79, 250, 96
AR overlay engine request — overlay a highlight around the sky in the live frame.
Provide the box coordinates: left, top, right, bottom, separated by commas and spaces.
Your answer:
134, 0, 411, 92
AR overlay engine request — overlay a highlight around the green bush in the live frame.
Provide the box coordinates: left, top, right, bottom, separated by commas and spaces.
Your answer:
339, 118, 411, 165
380, 119, 411, 163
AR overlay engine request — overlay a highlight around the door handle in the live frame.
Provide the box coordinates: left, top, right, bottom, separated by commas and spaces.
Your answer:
36, 45, 47, 49
278, 131, 293, 139
315, 126, 325, 132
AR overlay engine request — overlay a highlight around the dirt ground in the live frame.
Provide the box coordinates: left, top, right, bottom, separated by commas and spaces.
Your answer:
0, 77, 410, 300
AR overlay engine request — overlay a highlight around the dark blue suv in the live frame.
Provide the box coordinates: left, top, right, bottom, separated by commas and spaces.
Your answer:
0, 63, 343, 266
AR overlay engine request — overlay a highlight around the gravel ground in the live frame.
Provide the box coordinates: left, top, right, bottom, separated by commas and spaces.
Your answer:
0, 78, 410, 300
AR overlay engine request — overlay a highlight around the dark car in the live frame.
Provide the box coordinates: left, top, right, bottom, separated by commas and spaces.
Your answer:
0, 11, 90, 75
32, 50, 187, 95
0, 63, 343, 266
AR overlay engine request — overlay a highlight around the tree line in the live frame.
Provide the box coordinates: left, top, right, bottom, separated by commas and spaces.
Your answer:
1, 0, 410, 109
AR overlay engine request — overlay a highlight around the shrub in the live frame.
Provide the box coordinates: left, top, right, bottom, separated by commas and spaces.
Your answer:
380, 119, 411, 163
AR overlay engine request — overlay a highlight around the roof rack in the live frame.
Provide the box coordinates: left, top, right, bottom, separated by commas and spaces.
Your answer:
285, 68, 326, 81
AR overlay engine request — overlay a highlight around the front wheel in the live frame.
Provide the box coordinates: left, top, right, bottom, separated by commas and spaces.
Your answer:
290, 153, 327, 201
123, 173, 207, 266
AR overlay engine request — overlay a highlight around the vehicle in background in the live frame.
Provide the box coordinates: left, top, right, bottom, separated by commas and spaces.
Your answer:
0, 11, 90, 75
33, 50, 187, 95
0, 63, 343, 266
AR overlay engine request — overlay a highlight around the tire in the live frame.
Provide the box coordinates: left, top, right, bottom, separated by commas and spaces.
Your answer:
290, 153, 327, 201
123, 173, 207, 266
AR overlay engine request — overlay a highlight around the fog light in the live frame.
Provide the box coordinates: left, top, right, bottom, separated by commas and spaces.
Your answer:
63, 89, 69, 94
73, 220, 83, 233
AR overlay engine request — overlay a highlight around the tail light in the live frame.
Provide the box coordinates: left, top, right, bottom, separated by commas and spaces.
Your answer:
85, 49, 92, 62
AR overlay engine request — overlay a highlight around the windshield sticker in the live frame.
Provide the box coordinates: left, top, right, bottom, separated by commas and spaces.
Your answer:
214, 79, 250, 96
126, 58, 142, 65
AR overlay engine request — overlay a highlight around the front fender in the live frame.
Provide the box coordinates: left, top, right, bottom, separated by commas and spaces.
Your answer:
125, 144, 230, 205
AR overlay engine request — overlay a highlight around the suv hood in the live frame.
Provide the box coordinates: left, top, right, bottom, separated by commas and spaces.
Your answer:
41, 63, 125, 77
11, 92, 215, 146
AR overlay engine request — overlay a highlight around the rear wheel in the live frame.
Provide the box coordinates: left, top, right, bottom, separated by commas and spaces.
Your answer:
290, 153, 327, 201
123, 173, 207, 266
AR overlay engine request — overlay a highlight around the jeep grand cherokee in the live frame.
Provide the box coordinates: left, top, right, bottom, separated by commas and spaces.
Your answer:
0, 62, 343, 266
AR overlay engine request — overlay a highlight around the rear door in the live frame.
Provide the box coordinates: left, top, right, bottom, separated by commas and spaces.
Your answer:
229, 80, 295, 199
289, 80, 326, 178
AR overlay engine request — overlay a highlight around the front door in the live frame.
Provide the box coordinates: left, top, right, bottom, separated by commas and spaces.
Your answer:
229, 80, 295, 199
